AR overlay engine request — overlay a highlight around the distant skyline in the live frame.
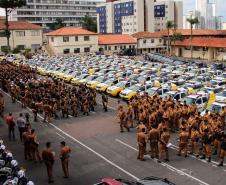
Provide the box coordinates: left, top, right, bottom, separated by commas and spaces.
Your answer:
0, 0, 225, 21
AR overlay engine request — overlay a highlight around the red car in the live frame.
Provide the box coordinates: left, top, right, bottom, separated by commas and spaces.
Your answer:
94, 177, 175, 185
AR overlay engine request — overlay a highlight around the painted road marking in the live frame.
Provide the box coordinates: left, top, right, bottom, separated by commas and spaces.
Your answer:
50, 123, 140, 181
115, 139, 210, 185
56, 132, 65, 139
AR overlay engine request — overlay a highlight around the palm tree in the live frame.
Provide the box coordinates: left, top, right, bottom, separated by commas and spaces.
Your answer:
186, 17, 199, 58
166, 20, 175, 56
171, 33, 184, 56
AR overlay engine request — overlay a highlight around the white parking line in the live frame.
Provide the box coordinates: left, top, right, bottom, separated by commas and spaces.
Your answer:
56, 132, 66, 139
50, 123, 140, 181
115, 139, 210, 185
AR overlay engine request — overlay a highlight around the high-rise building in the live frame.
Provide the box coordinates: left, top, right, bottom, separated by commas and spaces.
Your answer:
183, 10, 201, 29
10, 0, 101, 29
195, 0, 216, 29
96, 0, 183, 34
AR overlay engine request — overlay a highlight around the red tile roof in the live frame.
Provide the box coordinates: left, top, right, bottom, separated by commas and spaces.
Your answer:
166, 29, 226, 36
46, 27, 97, 36
132, 29, 226, 39
174, 37, 226, 48
98, 34, 137, 45
0, 20, 42, 30
132, 31, 166, 39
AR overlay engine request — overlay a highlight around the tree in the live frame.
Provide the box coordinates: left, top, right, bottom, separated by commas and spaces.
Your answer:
0, 0, 26, 53
171, 32, 184, 56
47, 18, 65, 30
166, 20, 175, 56
186, 17, 199, 58
79, 15, 97, 32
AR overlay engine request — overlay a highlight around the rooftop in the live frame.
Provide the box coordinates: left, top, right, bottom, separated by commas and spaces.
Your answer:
98, 34, 137, 45
174, 37, 226, 48
132, 29, 226, 39
46, 27, 97, 36
0, 20, 42, 30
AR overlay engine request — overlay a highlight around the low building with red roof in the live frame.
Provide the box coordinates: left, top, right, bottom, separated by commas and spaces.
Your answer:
98, 34, 137, 54
46, 27, 99, 55
132, 31, 166, 54
173, 37, 226, 61
0, 20, 43, 51
46, 27, 138, 55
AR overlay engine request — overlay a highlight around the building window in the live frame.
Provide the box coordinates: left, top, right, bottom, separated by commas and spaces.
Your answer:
115, 46, 117, 50
203, 47, 208, 51
31, 44, 40, 49
63, 48, 70, 54
151, 39, 154, 43
75, 36, 78, 41
84, 47, 90, 52
16, 31, 25, 37
51, 37, 54, 42
159, 39, 162, 43
31, 30, 40, 36
104, 45, 107, 50
84, 36, 90, 41
74, 48, 80, 53
108, 46, 111, 50
17, 45, 25, 50
143, 40, 146, 44
0, 31, 6, 37
63, 36, 69, 42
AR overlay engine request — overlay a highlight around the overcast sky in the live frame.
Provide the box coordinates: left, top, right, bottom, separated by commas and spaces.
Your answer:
0, 0, 225, 21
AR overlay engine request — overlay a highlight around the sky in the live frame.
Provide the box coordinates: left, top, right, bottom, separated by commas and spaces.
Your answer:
0, 0, 225, 21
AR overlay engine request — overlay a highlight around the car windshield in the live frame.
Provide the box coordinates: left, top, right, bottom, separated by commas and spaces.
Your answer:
79, 74, 88, 79
104, 79, 114, 85
95, 76, 105, 82
208, 104, 223, 114
86, 76, 96, 80
218, 91, 226, 97
128, 85, 142, 91
184, 97, 196, 105
210, 80, 218, 86
116, 82, 126, 87
146, 88, 156, 96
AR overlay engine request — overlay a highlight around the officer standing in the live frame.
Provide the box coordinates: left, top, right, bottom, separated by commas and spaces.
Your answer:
178, 127, 189, 158
102, 93, 108, 112
42, 142, 55, 183
218, 134, 226, 167
137, 128, 147, 161
60, 141, 71, 178
148, 124, 160, 159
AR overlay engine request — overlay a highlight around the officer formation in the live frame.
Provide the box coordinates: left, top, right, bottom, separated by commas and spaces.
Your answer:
117, 94, 225, 166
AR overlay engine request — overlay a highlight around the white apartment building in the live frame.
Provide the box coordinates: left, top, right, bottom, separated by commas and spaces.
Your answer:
96, 0, 183, 34
10, 0, 101, 28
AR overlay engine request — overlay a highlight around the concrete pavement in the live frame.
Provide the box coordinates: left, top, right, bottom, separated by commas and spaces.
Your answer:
0, 90, 226, 185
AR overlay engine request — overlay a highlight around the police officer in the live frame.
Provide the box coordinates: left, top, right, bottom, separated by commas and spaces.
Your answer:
102, 93, 108, 112
158, 127, 170, 163
42, 142, 55, 183
60, 141, 71, 178
137, 128, 147, 161
148, 124, 160, 159
178, 127, 189, 158
218, 134, 226, 167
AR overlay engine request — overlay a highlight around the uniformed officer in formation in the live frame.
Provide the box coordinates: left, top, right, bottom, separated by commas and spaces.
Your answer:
0, 63, 98, 123
118, 93, 225, 166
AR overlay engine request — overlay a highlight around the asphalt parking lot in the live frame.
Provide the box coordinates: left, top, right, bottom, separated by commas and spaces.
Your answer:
1, 89, 226, 185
